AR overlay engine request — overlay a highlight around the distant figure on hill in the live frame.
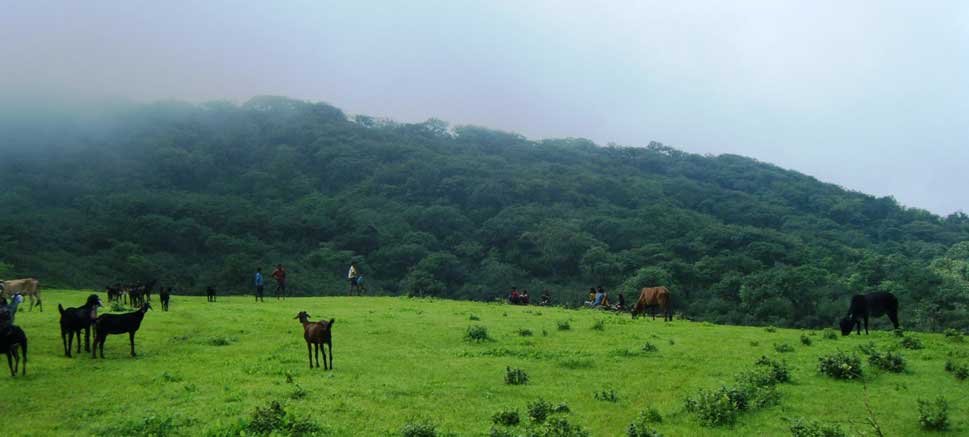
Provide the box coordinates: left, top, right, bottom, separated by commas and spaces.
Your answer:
254, 268, 265, 302
614, 292, 625, 311
598, 287, 609, 307
206, 286, 216, 302
509, 287, 520, 304
584, 288, 596, 306
521, 290, 530, 305
271, 264, 286, 300
540, 289, 551, 306
347, 261, 360, 296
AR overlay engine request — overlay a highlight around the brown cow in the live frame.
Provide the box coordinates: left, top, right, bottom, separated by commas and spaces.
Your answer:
0, 279, 42, 312
632, 286, 671, 321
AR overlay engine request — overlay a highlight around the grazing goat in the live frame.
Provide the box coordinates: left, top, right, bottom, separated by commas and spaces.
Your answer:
295, 311, 334, 370
58, 294, 102, 357
93, 303, 151, 358
840, 292, 900, 335
0, 325, 27, 377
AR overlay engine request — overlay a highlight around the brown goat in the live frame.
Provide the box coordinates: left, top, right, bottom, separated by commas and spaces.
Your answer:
295, 311, 334, 370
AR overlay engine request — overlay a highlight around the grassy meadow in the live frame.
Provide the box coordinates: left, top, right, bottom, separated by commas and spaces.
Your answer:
0, 289, 966, 436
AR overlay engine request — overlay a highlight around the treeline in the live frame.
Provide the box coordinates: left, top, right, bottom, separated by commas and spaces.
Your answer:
1, 96, 967, 330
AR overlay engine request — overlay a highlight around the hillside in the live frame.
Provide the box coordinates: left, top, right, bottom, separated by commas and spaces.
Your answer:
1, 96, 968, 330
1, 290, 965, 436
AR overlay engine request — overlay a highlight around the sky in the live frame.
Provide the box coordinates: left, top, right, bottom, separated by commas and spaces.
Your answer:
2, 1, 968, 215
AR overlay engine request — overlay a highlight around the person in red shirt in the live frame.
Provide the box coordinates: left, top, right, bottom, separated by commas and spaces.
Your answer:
271, 264, 286, 300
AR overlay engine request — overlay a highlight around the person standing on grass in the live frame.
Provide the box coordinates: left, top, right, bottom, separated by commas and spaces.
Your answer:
254, 268, 265, 302
8, 292, 22, 323
271, 264, 286, 300
347, 261, 359, 296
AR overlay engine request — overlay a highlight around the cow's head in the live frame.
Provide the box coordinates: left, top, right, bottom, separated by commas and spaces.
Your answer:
839, 318, 853, 336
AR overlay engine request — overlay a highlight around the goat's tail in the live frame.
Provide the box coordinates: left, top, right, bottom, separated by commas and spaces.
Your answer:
58, 303, 64, 314
20, 335, 27, 375
329, 318, 335, 327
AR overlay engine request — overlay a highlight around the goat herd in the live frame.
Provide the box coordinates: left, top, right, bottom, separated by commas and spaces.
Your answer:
0, 280, 337, 378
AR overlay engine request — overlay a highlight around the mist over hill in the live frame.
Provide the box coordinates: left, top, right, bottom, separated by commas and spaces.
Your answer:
1, 96, 967, 330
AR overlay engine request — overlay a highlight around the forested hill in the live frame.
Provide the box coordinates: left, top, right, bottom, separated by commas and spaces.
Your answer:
1, 96, 967, 330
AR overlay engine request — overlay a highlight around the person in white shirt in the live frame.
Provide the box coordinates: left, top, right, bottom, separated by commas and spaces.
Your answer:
348, 261, 359, 296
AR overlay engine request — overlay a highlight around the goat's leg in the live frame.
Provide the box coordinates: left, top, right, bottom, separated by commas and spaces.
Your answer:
84, 326, 91, 352
327, 341, 333, 370
62, 329, 70, 357
306, 343, 313, 369
129, 332, 136, 357
7, 352, 13, 376
863, 315, 869, 335
314, 343, 320, 368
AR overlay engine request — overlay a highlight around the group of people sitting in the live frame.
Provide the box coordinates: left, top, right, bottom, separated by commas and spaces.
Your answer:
507, 288, 551, 306
584, 286, 625, 311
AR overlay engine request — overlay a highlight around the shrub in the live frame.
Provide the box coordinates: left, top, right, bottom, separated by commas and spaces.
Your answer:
552, 403, 571, 414
858, 341, 878, 356
110, 301, 132, 312
208, 336, 235, 346
774, 343, 794, 353
749, 341, 759, 347
505, 367, 528, 385
491, 409, 520, 426
917, 396, 949, 431
800, 334, 812, 346
754, 356, 791, 384
944, 328, 964, 342
944, 360, 968, 380
868, 350, 905, 373
765, 326, 777, 333
789, 418, 849, 437
517, 328, 533, 337
557, 320, 571, 331
817, 351, 863, 380
642, 342, 658, 353
290, 383, 308, 400
542, 329, 549, 337
465, 325, 491, 342
531, 417, 589, 437
400, 419, 438, 437
527, 398, 552, 423
98, 414, 180, 437
822, 329, 838, 340
626, 409, 664, 437
893, 328, 905, 337
899, 336, 923, 350
593, 389, 618, 402
469, 314, 480, 321
488, 427, 515, 437
592, 320, 605, 331
684, 386, 743, 426
247, 400, 323, 436
558, 358, 594, 369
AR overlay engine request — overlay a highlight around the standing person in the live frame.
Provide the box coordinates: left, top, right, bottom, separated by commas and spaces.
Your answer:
8, 292, 23, 323
271, 264, 286, 300
347, 261, 359, 296
254, 268, 265, 302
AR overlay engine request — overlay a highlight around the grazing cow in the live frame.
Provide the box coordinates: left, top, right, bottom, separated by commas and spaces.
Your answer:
0, 325, 27, 377
93, 303, 151, 358
0, 278, 42, 312
840, 292, 900, 336
632, 286, 672, 322
58, 294, 103, 357
295, 311, 334, 370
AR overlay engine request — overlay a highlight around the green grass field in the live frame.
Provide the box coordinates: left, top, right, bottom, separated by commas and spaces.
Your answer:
0, 289, 965, 436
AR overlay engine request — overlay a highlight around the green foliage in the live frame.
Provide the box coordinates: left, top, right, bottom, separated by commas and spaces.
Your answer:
774, 343, 795, 353
465, 325, 491, 342
822, 329, 838, 340
527, 398, 552, 423
517, 328, 533, 337
469, 314, 480, 321
917, 396, 949, 431
591, 320, 605, 331
944, 360, 968, 380
683, 385, 745, 426
505, 367, 529, 385
754, 356, 791, 384
593, 389, 618, 402
765, 326, 777, 333
868, 350, 906, 373
789, 418, 849, 437
556, 320, 571, 331
800, 334, 812, 346
529, 417, 590, 437
943, 328, 964, 342
627, 411, 664, 437
817, 351, 863, 380
491, 409, 520, 426
642, 342, 659, 353
900, 336, 924, 350
247, 401, 323, 436
400, 419, 438, 437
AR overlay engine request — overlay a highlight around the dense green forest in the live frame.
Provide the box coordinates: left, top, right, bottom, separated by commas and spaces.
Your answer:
1, 96, 967, 330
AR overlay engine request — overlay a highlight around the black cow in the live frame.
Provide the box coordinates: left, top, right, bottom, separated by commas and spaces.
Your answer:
840, 292, 900, 336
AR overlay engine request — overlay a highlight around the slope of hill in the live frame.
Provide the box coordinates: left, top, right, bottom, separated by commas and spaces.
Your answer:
0, 290, 964, 436
1, 96, 967, 329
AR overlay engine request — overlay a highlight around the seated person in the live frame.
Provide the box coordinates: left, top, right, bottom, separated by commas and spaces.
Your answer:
584, 288, 597, 306
521, 290, 530, 305
540, 289, 551, 306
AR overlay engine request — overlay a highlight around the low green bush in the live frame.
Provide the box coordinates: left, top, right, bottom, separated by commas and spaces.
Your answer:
626, 409, 663, 437
789, 418, 849, 437
899, 336, 923, 350
868, 350, 905, 373
505, 367, 528, 385
465, 325, 491, 342
817, 351, 862, 380
917, 396, 949, 431
491, 409, 520, 426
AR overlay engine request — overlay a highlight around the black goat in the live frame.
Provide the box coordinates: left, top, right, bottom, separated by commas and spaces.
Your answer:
840, 292, 900, 335
93, 303, 151, 358
58, 294, 102, 357
0, 325, 27, 377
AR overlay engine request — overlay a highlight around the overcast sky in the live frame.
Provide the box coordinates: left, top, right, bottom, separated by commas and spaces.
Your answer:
3, 1, 967, 215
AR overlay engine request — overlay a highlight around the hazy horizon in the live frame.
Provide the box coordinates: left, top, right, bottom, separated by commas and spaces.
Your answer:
3, 1, 967, 215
